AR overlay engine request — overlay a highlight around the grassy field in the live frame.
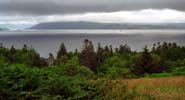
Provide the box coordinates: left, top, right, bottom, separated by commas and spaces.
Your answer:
98, 76, 185, 100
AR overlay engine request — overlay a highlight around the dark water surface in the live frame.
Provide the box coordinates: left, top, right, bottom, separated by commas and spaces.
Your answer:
0, 30, 185, 57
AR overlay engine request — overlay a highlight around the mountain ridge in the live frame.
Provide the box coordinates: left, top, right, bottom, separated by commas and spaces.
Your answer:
31, 21, 185, 29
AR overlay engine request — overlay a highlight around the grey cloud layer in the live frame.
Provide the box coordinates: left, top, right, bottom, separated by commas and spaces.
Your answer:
0, 0, 185, 16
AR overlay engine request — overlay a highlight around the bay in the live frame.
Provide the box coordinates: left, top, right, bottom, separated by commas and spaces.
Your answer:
0, 29, 185, 57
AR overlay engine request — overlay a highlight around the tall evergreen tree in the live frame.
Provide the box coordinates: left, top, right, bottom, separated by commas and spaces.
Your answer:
97, 42, 103, 64
9, 45, 16, 63
79, 39, 97, 71
10, 45, 16, 54
132, 46, 164, 76
0, 43, 3, 48
109, 45, 113, 56
30, 49, 41, 67
57, 43, 67, 59
102, 45, 111, 58
74, 49, 80, 56
151, 43, 156, 53
119, 44, 131, 55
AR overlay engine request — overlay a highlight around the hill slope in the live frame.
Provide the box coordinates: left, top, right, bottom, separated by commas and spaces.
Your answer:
31, 21, 185, 29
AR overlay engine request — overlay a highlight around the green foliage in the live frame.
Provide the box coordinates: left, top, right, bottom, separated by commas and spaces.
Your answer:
99, 56, 131, 79
105, 56, 127, 67
130, 47, 166, 76
144, 67, 185, 78
0, 41, 184, 78
0, 64, 97, 100
152, 42, 185, 61
79, 39, 97, 72
0, 41, 185, 100
106, 67, 131, 79
144, 72, 173, 78
0, 45, 45, 67
58, 56, 95, 78
57, 55, 69, 65
57, 42, 68, 59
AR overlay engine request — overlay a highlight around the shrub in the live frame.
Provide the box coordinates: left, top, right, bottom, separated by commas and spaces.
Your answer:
0, 64, 98, 100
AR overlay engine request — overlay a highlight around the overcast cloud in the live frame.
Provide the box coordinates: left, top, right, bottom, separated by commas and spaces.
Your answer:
0, 0, 185, 25
1, 0, 185, 15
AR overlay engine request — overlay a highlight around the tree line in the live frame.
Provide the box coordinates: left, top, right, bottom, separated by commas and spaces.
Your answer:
0, 39, 185, 77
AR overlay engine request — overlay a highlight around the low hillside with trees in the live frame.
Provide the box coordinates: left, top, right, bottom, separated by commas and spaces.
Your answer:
0, 39, 185, 99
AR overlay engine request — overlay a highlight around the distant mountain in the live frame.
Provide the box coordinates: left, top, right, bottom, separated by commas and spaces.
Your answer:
0, 23, 35, 30
0, 28, 8, 31
31, 21, 185, 29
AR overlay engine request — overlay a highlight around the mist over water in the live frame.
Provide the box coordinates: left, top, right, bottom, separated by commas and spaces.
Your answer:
0, 30, 185, 57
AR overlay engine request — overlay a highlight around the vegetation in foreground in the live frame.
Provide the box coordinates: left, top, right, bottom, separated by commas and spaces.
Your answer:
99, 76, 185, 100
0, 39, 185, 100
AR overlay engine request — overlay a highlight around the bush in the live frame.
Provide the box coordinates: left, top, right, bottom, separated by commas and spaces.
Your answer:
106, 67, 131, 79
98, 56, 131, 79
60, 56, 95, 78
0, 64, 98, 100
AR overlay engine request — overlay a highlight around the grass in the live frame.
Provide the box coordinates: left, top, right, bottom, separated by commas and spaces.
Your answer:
127, 76, 185, 100
98, 76, 185, 100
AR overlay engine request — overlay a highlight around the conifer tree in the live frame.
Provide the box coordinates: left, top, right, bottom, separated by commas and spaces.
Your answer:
79, 39, 97, 71
22, 44, 28, 53
119, 44, 131, 55
132, 46, 163, 76
0, 43, 3, 48
57, 43, 67, 59
97, 42, 103, 64
109, 45, 113, 56
103, 45, 111, 58
74, 49, 80, 56
151, 43, 156, 53
30, 49, 41, 67
10, 45, 16, 53
9, 45, 16, 63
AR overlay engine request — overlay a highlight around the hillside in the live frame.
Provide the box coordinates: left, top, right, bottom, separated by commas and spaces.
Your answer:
0, 28, 7, 31
31, 21, 185, 29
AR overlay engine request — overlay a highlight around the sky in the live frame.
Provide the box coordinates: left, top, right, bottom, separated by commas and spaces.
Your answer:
1, 0, 185, 28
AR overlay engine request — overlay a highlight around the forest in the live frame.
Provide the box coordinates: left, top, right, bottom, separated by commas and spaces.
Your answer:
0, 39, 185, 100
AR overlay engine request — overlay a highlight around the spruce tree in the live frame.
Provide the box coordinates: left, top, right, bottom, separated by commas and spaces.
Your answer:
133, 46, 153, 75
132, 46, 164, 76
9, 45, 16, 63
30, 49, 41, 67
10, 45, 16, 53
109, 45, 113, 56
22, 44, 28, 53
0, 43, 3, 48
103, 45, 111, 58
97, 42, 103, 64
119, 44, 131, 55
79, 39, 97, 71
57, 43, 67, 59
